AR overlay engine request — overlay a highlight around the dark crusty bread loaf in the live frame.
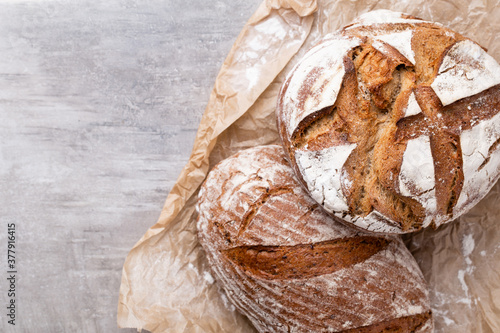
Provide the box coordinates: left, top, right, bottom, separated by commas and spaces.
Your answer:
276, 10, 500, 233
197, 145, 433, 332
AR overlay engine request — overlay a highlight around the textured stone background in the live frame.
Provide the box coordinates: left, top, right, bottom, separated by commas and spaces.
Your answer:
0, 0, 260, 332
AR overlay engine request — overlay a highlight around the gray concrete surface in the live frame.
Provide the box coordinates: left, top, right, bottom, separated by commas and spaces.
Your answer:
0, 0, 260, 332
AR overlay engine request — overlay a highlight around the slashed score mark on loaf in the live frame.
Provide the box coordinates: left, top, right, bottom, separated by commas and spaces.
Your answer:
221, 176, 390, 280
196, 145, 434, 332
278, 13, 500, 232
224, 236, 389, 279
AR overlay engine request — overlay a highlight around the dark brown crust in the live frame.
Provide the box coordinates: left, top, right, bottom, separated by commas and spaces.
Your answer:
224, 236, 390, 280
197, 145, 433, 332
395, 84, 500, 217
396, 84, 500, 139
341, 311, 432, 333
291, 105, 347, 150
276, 15, 500, 232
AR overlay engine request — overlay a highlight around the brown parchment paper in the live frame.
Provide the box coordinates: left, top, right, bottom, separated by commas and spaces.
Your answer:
118, 0, 500, 332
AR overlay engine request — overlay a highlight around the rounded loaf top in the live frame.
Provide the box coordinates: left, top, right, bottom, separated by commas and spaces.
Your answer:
197, 145, 433, 333
276, 9, 500, 233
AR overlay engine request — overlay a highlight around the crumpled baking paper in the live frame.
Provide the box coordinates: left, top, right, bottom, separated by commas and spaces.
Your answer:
117, 0, 500, 332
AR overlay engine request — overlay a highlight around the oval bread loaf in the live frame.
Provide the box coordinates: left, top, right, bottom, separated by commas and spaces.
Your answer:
197, 145, 433, 333
276, 10, 500, 233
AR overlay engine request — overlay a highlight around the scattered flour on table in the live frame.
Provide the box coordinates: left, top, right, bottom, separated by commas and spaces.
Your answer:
462, 233, 475, 258
203, 271, 215, 285
246, 66, 260, 89
456, 270, 471, 305
456, 233, 476, 306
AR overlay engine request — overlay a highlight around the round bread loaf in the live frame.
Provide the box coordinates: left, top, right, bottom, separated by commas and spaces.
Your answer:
197, 145, 432, 333
276, 10, 500, 233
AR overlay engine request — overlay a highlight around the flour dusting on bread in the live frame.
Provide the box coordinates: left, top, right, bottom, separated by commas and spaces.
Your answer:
276, 9, 500, 233
197, 145, 433, 332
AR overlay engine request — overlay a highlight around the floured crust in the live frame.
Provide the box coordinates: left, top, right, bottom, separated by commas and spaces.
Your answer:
197, 145, 433, 333
280, 36, 362, 139
276, 9, 500, 233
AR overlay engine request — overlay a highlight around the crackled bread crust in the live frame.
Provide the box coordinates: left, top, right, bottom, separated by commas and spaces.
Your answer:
276, 10, 500, 233
196, 145, 433, 333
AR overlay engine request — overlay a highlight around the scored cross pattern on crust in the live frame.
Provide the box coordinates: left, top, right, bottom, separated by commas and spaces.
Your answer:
277, 16, 500, 233
393, 84, 500, 222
